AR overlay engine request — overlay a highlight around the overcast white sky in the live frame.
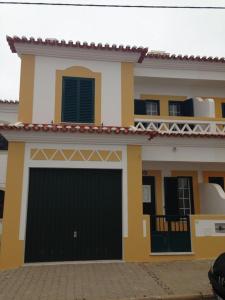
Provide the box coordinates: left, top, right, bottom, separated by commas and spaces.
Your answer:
1, 0, 225, 99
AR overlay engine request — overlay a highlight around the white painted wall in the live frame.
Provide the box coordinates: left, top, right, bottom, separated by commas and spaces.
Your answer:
142, 161, 225, 173
0, 152, 7, 190
33, 56, 121, 126
200, 183, 225, 214
142, 144, 225, 163
134, 77, 225, 99
193, 98, 215, 118
134, 64, 225, 81
0, 104, 18, 123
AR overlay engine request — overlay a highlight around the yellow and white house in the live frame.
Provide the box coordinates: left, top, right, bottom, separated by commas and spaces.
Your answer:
1, 36, 225, 269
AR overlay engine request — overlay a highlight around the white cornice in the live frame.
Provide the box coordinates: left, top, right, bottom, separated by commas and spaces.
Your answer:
136, 59, 225, 72
0, 104, 18, 114
1, 130, 225, 148
0, 130, 151, 145
15, 44, 140, 63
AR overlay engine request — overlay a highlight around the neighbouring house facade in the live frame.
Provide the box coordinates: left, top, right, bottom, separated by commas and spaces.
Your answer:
0, 36, 225, 269
0, 100, 18, 239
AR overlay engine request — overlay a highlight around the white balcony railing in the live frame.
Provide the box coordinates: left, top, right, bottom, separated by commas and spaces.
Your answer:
132, 118, 225, 135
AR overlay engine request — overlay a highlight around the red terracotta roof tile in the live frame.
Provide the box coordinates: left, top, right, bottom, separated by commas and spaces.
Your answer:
0, 123, 157, 138
0, 123, 224, 138
7, 36, 225, 64
146, 52, 225, 63
7, 36, 148, 63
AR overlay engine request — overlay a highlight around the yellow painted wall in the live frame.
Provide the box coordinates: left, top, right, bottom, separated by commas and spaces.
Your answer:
214, 97, 225, 118
55, 66, 101, 125
121, 63, 134, 127
141, 94, 186, 117
0, 142, 25, 270
191, 215, 225, 259
124, 145, 150, 260
18, 55, 35, 123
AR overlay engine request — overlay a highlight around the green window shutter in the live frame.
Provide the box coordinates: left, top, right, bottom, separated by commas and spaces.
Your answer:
183, 98, 194, 116
62, 77, 79, 122
79, 78, 94, 123
134, 99, 146, 115
62, 77, 94, 123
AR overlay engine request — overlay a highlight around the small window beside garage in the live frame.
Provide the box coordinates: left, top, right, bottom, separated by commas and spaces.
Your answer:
62, 77, 95, 123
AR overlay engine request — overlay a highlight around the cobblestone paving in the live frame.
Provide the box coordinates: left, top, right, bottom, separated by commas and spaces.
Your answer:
0, 260, 213, 300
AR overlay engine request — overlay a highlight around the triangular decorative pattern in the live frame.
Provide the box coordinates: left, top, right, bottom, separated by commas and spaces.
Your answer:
30, 148, 122, 162
70, 151, 84, 161
133, 119, 225, 135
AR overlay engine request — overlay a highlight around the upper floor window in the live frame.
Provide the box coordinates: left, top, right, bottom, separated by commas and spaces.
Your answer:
146, 100, 160, 116
222, 103, 225, 118
62, 77, 95, 123
169, 98, 194, 117
134, 99, 160, 116
169, 101, 182, 116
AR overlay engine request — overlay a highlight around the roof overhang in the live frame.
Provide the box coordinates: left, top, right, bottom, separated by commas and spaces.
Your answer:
7, 36, 148, 63
0, 123, 225, 145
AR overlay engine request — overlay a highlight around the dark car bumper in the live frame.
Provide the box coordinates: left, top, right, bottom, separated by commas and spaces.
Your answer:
208, 270, 225, 299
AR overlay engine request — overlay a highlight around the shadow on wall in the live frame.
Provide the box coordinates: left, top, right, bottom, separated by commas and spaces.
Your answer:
200, 183, 225, 214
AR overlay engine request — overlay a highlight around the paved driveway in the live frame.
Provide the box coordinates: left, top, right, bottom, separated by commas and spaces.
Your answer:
0, 260, 214, 300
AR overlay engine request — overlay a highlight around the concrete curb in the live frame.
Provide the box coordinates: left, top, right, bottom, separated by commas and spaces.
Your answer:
119, 294, 214, 300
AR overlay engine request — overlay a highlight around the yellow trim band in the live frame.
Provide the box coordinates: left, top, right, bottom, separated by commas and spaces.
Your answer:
0, 142, 25, 270
121, 63, 134, 127
18, 55, 35, 123
124, 145, 150, 260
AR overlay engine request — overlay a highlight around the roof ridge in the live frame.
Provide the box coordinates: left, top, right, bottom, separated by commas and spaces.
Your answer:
6, 35, 225, 63
146, 52, 225, 63
6, 35, 148, 54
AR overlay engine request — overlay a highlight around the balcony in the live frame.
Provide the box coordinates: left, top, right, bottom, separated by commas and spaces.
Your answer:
132, 118, 225, 135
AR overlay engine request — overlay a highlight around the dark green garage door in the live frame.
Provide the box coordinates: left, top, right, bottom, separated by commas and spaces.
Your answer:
25, 168, 122, 263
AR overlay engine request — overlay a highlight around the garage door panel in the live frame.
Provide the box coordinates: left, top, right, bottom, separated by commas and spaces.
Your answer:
25, 168, 122, 262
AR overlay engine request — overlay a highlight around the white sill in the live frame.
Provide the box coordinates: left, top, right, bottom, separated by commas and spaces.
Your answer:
150, 252, 195, 256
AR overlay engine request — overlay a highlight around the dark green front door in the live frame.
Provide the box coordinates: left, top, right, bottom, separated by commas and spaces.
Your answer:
25, 168, 122, 263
